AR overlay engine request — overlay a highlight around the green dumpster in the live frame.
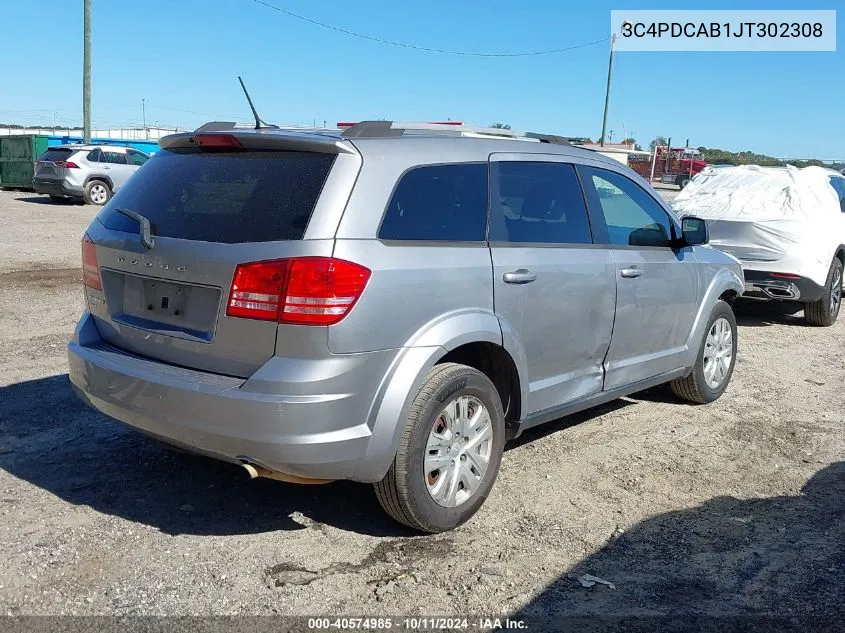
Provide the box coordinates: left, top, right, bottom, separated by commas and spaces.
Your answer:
0, 135, 50, 190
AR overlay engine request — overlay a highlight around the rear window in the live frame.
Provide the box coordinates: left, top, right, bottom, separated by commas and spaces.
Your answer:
96, 149, 335, 243
379, 163, 489, 241
38, 148, 73, 162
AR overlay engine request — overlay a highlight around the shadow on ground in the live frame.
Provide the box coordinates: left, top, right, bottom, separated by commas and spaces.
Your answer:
513, 462, 845, 632
507, 399, 634, 450
14, 195, 82, 205
0, 374, 414, 538
1, 372, 641, 538
732, 298, 808, 328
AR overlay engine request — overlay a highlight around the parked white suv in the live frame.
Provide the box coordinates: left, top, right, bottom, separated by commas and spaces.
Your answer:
673, 165, 845, 326
33, 144, 150, 205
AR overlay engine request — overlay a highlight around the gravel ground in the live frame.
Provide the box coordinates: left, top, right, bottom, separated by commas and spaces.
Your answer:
0, 188, 842, 628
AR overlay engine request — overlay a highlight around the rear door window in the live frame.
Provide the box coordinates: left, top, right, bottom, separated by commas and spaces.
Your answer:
96, 149, 336, 243
86, 148, 103, 162
102, 150, 127, 165
379, 163, 488, 241
489, 161, 592, 244
37, 148, 73, 162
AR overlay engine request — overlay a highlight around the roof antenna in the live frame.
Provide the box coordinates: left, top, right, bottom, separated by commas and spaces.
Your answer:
238, 76, 278, 130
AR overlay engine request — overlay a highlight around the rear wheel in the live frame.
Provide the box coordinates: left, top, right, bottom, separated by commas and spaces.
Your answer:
84, 179, 111, 206
670, 300, 737, 404
374, 363, 506, 533
805, 258, 842, 327
677, 175, 691, 189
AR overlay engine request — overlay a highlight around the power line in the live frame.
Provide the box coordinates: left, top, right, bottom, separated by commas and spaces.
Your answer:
250, 0, 609, 57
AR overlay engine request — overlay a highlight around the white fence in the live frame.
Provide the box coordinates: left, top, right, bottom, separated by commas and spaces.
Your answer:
0, 127, 180, 140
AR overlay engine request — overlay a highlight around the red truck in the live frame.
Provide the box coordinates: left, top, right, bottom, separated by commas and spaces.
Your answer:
630, 146, 708, 189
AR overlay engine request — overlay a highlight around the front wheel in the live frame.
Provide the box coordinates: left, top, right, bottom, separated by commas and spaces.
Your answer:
670, 300, 737, 404
804, 258, 842, 327
374, 363, 506, 533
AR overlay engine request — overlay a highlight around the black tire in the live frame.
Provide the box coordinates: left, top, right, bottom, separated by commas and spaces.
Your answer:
374, 363, 506, 533
670, 300, 737, 404
804, 258, 843, 327
677, 175, 691, 189
83, 179, 112, 206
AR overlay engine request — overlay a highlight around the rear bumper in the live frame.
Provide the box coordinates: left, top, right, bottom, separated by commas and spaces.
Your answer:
32, 178, 83, 198
743, 270, 825, 303
67, 311, 400, 482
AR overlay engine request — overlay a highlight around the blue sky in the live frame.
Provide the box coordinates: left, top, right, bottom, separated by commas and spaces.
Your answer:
2, 0, 842, 159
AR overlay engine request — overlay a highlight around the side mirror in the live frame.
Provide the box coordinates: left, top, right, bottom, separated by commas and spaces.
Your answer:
681, 216, 709, 246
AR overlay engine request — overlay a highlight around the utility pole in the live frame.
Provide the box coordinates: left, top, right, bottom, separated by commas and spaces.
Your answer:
142, 98, 147, 138
599, 32, 617, 147
83, 0, 91, 143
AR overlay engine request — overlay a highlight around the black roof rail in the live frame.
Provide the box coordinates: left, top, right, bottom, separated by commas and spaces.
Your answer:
340, 120, 570, 146
194, 121, 238, 132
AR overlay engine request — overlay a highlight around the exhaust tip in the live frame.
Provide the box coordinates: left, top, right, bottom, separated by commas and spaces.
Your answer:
237, 458, 334, 485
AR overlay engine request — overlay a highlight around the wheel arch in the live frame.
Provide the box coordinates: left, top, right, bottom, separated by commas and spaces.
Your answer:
84, 174, 113, 190
682, 267, 744, 368
358, 312, 527, 483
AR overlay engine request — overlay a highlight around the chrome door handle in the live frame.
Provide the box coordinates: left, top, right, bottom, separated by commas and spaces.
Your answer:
503, 269, 537, 284
620, 267, 643, 279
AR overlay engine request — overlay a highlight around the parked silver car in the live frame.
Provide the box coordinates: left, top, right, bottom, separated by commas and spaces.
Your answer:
67, 122, 744, 532
33, 144, 149, 205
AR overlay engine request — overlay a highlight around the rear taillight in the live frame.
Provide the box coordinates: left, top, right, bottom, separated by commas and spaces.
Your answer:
54, 160, 79, 168
81, 233, 102, 290
770, 272, 801, 279
227, 257, 371, 325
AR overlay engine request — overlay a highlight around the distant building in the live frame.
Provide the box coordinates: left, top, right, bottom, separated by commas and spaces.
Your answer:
575, 141, 651, 166
579, 141, 638, 152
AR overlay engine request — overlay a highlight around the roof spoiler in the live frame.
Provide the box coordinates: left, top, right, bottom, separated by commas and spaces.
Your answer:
194, 121, 238, 132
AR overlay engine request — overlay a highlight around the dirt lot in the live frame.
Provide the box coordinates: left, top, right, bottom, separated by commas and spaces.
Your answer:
0, 188, 842, 628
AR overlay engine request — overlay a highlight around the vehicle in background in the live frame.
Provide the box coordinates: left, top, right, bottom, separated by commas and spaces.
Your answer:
673, 165, 845, 326
67, 121, 743, 533
33, 144, 150, 205
630, 146, 708, 189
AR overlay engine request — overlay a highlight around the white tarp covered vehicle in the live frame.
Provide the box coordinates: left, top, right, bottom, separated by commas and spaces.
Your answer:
672, 165, 845, 326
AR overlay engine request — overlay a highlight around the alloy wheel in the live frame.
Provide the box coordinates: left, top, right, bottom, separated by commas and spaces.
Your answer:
90, 184, 108, 204
703, 317, 733, 390
830, 267, 841, 318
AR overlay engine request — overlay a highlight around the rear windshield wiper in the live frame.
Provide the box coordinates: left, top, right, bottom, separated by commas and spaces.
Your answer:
115, 208, 155, 249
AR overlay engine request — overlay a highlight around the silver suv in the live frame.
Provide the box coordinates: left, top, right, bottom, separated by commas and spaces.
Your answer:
33, 144, 149, 205
67, 122, 744, 532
